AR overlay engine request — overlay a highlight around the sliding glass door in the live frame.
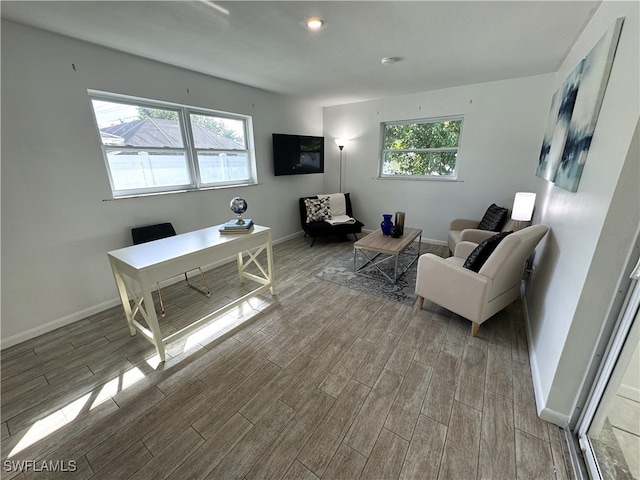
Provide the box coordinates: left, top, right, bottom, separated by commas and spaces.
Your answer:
577, 257, 640, 479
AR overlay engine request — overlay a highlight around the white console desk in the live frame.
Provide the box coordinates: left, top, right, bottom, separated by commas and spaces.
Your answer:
107, 224, 274, 362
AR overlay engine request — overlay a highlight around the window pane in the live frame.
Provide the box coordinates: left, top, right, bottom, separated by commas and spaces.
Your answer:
106, 150, 191, 190
189, 114, 246, 149
382, 151, 458, 176
197, 152, 249, 183
92, 100, 184, 148
384, 120, 461, 149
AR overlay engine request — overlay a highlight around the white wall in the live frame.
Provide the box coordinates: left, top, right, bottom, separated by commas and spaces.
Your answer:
323, 74, 555, 243
1, 21, 324, 346
524, 1, 640, 425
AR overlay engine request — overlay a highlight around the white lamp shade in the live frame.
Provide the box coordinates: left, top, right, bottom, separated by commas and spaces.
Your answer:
334, 138, 348, 148
511, 192, 536, 221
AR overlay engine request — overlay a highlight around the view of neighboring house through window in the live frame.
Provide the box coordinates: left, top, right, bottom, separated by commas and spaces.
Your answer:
380, 116, 463, 179
89, 91, 256, 197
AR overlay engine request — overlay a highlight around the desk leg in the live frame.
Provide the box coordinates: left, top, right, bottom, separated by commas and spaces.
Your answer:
110, 260, 136, 336
237, 251, 245, 284
266, 231, 275, 295
140, 282, 166, 362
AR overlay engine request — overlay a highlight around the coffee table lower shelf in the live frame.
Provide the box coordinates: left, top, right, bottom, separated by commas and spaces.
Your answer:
353, 227, 422, 283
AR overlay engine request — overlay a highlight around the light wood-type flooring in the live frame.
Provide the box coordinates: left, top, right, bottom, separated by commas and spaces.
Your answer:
1, 234, 572, 479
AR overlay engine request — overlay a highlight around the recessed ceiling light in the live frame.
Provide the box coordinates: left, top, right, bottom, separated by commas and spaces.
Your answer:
306, 17, 324, 30
381, 56, 402, 65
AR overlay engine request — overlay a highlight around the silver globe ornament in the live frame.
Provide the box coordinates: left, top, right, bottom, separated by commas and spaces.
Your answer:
230, 197, 248, 224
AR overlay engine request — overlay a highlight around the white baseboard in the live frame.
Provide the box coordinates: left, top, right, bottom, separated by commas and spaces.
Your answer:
1, 298, 122, 349
1, 230, 303, 351
521, 291, 570, 427
539, 406, 570, 427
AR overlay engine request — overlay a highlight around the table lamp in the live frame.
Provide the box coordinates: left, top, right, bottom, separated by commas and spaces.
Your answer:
511, 192, 536, 230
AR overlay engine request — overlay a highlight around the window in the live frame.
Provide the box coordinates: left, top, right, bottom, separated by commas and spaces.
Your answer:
380, 116, 463, 179
89, 92, 256, 197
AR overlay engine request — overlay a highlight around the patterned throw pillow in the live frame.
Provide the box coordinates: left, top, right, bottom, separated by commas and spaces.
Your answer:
477, 204, 509, 231
304, 197, 331, 223
463, 231, 512, 272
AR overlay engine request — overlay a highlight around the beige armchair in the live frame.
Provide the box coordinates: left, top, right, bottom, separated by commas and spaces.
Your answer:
448, 214, 518, 255
416, 225, 549, 336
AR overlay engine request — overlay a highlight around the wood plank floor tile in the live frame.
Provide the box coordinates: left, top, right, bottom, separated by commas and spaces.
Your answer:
343, 369, 403, 457
85, 379, 206, 473
441, 316, 468, 360
358, 308, 394, 344
414, 320, 447, 367
89, 440, 152, 480
297, 379, 371, 476
192, 361, 280, 439
2, 398, 120, 466
154, 337, 242, 396
454, 370, 485, 411
384, 361, 433, 440
486, 347, 513, 399
360, 428, 409, 480
203, 401, 296, 480
438, 401, 482, 480
352, 332, 400, 387
20, 385, 165, 472
513, 361, 550, 442
239, 353, 313, 424
318, 442, 367, 480
461, 344, 487, 378
166, 413, 253, 480
134, 426, 203, 480
515, 428, 554, 480
319, 338, 373, 398
479, 391, 516, 480
245, 389, 334, 480
280, 345, 343, 410
141, 368, 245, 455
421, 370, 457, 426
281, 460, 320, 480
385, 330, 423, 377
399, 414, 447, 480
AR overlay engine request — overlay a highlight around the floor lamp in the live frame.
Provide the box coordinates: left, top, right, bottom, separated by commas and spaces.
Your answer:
335, 138, 348, 192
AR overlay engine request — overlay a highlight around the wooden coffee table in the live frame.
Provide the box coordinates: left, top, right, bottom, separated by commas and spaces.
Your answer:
353, 227, 422, 283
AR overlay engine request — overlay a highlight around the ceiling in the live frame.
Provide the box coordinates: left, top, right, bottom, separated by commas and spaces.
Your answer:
1, 1, 602, 107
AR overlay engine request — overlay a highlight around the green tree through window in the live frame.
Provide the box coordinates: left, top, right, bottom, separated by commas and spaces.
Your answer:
381, 118, 463, 177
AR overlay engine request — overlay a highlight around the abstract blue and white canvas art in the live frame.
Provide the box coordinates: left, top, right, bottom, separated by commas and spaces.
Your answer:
554, 17, 624, 192
536, 63, 582, 181
535, 89, 560, 180
535, 17, 623, 191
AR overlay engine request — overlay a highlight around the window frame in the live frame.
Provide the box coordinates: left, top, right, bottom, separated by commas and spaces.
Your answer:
88, 90, 257, 198
379, 115, 464, 181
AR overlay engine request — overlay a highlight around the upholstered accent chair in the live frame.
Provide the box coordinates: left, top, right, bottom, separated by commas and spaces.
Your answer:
416, 224, 549, 336
299, 193, 364, 246
448, 204, 517, 255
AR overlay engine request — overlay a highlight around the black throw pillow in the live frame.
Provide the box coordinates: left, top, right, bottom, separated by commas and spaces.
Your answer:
463, 231, 513, 273
477, 204, 509, 231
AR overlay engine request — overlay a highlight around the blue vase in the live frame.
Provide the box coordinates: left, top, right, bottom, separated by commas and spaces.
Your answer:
381, 214, 393, 235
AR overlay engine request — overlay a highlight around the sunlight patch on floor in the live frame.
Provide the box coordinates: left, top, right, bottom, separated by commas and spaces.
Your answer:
8, 367, 145, 458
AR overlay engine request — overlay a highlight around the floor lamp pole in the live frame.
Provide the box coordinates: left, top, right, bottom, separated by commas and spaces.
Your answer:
338, 145, 344, 192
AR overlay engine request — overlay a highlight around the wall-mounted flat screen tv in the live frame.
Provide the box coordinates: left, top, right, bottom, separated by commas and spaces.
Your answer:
272, 133, 324, 176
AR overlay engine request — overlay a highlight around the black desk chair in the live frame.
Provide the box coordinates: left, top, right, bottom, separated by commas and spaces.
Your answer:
131, 222, 210, 316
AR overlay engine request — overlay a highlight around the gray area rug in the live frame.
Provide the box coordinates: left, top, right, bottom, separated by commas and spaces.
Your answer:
316, 243, 448, 305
